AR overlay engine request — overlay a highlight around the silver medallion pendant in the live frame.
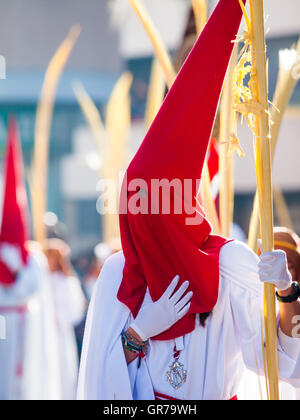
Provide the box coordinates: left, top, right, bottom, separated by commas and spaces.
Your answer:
166, 360, 187, 389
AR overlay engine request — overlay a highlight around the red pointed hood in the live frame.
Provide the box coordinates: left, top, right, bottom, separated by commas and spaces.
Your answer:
0, 118, 29, 285
118, 0, 245, 340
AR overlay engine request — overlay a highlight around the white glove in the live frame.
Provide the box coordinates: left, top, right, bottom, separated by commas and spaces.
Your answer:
258, 250, 292, 292
130, 275, 193, 341
0, 243, 24, 273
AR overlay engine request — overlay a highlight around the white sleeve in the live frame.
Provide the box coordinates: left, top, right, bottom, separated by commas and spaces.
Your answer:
221, 241, 300, 388
0, 255, 42, 305
77, 253, 137, 400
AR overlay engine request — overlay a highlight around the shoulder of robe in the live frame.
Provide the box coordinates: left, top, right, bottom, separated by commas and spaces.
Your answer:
3, 253, 44, 300
219, 240, 262, 295
18, 253, 43, 282
94, 251, 125, 299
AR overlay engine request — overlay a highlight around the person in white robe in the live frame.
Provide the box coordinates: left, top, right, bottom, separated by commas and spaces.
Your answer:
44, 238, 86, 400
78, 241, 300, 400
0, 117, 61, 400
0, 245, 61, 400
26, 241, 62, 400
78, 0, 300, 400
274, 228, 300, 400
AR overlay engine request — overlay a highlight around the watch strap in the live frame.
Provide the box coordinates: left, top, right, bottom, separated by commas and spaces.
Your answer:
276, 282, 300, 303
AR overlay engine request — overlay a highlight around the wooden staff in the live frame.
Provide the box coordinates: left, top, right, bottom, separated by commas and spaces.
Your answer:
72, 80, 105, 160
145, 59, 166, 130
32, 24, 81, 244
273, 186, 294, 231
249, 0, 279, 400
219, 44, 238, 237
192, 0, 208, 34
106, 72, 133, 177
248, 39, 300, 251
105, 72, 133, 242
73, 73, 133, 243
128, 0, 176, 88
248, 193, 260, 251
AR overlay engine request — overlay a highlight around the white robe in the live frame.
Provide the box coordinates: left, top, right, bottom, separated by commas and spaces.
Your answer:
49, 272, 86, 400
77, 241, 300, 400
0, 255, 61, 400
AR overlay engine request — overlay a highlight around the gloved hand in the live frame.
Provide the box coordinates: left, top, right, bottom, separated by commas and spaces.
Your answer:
258, 250, 292, 292
0, 243, 24, 274
130, 275, 193, 341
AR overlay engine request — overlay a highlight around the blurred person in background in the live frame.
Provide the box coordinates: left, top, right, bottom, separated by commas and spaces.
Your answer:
0, 119, 60, 400
75, 238, 121, 359
44, 238, 86, 400
83, 243, 112, 301
274, 227, 300, 285
273, 227, 300, 400
239, 227, 300, 400
83, 238, 122, 301
26, 241, 61, 399
0, 244, 60, 400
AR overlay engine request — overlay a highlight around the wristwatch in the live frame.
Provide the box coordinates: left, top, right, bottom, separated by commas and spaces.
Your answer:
276, 282, 300, 303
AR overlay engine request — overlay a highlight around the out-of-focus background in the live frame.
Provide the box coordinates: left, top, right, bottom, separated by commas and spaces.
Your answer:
0, 0, 299, 400
0, 0, 298, 258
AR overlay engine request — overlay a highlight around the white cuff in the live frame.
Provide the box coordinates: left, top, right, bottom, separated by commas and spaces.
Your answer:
278, 327, 300, 361
129, 323, 148, 342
